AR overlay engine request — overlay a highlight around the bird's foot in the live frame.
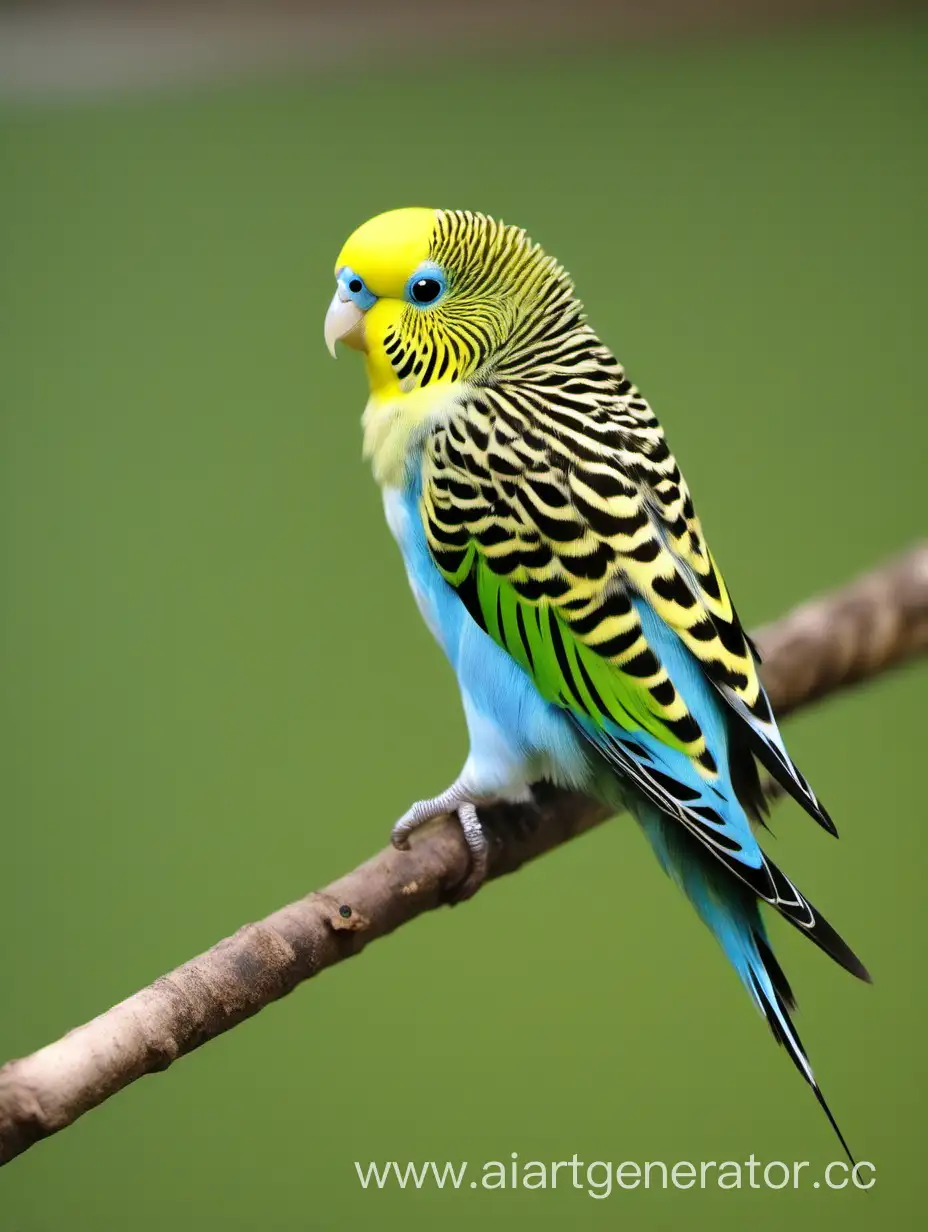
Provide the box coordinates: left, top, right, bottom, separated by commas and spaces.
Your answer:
392, 783, 489, 901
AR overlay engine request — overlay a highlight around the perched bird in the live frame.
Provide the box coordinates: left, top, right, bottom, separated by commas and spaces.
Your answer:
325, 208, 869, 1155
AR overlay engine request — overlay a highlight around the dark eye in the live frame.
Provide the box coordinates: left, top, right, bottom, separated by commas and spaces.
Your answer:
348, 278, 363, 294
411, 277, 442, 305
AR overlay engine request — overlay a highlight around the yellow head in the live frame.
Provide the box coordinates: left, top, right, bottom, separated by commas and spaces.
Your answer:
324, 207, 575, 404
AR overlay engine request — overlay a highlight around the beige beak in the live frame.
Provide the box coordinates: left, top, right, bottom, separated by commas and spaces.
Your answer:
324, 289, 365, 357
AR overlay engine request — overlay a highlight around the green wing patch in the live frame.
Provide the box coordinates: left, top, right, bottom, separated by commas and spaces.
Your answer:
455, 547, 692, 754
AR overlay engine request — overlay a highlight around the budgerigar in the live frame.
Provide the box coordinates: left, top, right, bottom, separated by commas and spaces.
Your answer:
324, 208, 869, 1155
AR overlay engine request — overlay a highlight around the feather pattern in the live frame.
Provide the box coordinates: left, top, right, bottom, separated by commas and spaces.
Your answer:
417, 213, 833, 831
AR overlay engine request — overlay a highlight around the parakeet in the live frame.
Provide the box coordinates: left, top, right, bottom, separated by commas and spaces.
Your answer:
324, 208, 869, 1156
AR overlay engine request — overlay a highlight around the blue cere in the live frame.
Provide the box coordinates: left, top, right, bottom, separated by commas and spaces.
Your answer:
336, 266, 377, 311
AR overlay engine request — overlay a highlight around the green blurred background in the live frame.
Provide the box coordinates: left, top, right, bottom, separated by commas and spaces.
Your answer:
2, 9, 926, 1229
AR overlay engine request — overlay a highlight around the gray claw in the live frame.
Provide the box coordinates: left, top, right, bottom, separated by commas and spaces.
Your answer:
451, 801, 489, 901
390, 783, 490, 900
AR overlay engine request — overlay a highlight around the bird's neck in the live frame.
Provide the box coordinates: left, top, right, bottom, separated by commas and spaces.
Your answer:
362, 381, 465, 489
362, 307, 608, 488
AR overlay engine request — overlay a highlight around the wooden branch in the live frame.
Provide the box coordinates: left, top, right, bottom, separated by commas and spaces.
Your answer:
2, 544, 927, 1167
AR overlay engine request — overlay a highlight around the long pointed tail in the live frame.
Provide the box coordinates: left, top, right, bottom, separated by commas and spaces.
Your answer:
639, 806, 859, 1163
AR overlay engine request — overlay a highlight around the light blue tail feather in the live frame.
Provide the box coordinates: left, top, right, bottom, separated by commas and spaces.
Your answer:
637, 803, 855, 1162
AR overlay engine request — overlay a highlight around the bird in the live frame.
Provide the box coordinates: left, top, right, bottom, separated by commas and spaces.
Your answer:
324, 207, 869, 1157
